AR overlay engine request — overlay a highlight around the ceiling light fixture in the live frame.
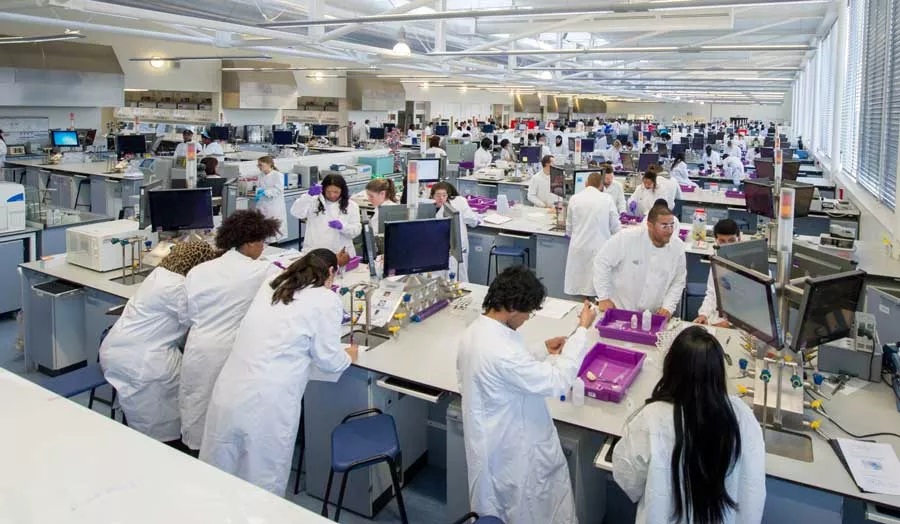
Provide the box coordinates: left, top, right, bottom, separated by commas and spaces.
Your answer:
221, 66, 375, 72
123, 88, 148, 92
0, 33, 86, 44
392, 29, 411, 57
149, 57, 166, 69
539, 71, 553, 80
131, 55, 272, 63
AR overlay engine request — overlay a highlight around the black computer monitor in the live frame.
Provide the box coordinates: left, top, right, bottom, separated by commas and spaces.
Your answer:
785, 180, 815, 217
764, 137, 775, 147
691, 136, 704, 150
209, 126, 230, 140
754, 159, 775, 179
638, 153, 659, 172
383, 218, 451, 276
519, 146, 542, 164
481, 124, 495, 134
717, 238, 770, 274
791, 270, 866, 352
782, 161, 800, 181
51, 130, 79, 147
760, 147, 775, 159
116, 134, 147, 157
617, 134, 629, 144
790, 241, 855, 279
369, 127, 386, 140
743, 179, 775, 219
311, 124, 329, 137
707, 132, 717, 143
711, 256, 781, 345
550, 165, 566, 198
409, 158, 441, 183
580, 139, 595, 153
434, 125, 449, 136
272, 130, 294, 145
147, 188, 214, 232
671, 143, 686, 158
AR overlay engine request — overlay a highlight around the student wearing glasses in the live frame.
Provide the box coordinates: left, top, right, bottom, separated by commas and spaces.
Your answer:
593, 204, 686, 319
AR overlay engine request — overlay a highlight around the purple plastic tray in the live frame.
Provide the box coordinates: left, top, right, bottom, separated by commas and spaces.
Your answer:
344, 256, 362, 271
678, 230, 688, 241
595, 308, 667, 346
725, 190, 745, 198
619, 212, 644, 225
680, 184, 696, 192
577, 342, 646, 402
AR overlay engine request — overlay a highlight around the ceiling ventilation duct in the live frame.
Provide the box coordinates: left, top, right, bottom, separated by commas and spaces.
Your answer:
346, 77, 405, 111
221, 60, 297, 109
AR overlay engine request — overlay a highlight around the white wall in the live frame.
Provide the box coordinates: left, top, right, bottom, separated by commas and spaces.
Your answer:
603, 100, 791, 123
222, 109, 283, 126
348, 110, 394, 126
295, 74, 347, 98
0, 107, 102, 130
111, 40, 221, 93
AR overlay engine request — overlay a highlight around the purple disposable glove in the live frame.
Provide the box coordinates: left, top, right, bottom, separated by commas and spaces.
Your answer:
628, 200, 638, 214
328, 219, 343, 230
308, 184, 323, 196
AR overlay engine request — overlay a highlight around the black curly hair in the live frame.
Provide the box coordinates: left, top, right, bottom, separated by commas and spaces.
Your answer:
482, 266, 546, 314
316, 174, 351, 215
215, 209, 282, 251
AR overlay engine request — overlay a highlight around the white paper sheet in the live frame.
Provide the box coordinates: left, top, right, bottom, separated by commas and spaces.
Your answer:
837, 438, 900, 495
536, 298, 577, 320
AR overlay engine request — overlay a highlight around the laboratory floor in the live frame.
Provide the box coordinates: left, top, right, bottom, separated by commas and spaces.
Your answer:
0, 312, 450, 524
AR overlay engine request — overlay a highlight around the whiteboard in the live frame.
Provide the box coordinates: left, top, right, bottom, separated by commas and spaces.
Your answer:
0, 116, 50, 144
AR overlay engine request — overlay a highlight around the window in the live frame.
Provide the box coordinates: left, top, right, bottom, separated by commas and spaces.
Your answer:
818, 29, 835, 157
840, 0, 865, 181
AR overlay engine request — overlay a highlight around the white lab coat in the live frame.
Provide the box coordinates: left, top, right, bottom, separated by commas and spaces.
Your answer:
99, 267, 187, 442
602, 179, 627, 214
425, 146, 447, 158
179, 250, 275, 450
724, 144, 742, 159
564, 187, 621, 296
606, 147, 622, 166
407, 129, 418, 140
201, 283, 351, 495
613, 397, 766, 524
436, 196, 479, 283
628, 179, 678, 216
669, 162, 696, 187
549, 141, 569, 157
256, 170, 289, 242
451, 129, 464, 139
500, 147, 517, 163
593, 226, 687, 314
746, 149, 758, 165
291, 193, 362, 256
723, 156, 746, 186
457, 315, 589, 524
474, 147, 494, 170
202, 141, 225, 158
173, 141, 197, 159
702, 150, 722, 167
370, 200, 399, 236
527, 171, 561, 208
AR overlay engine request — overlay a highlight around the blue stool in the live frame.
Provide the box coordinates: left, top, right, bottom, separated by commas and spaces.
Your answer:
452, 512, 505, 524
36, 363, 118, 419
486, 245, 530, 284
321, 409, 409, 523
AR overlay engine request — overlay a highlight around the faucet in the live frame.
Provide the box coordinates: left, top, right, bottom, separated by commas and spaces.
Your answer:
348, 282, 377, 346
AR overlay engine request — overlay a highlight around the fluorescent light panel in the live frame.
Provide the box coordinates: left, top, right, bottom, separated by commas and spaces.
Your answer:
132, 55, 272, 62
0, 33, 85, 44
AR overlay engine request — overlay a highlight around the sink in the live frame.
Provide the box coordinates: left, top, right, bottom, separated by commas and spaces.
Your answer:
109, 268, 155, 286
341, 326, 392, 349
764, 427, 814, 462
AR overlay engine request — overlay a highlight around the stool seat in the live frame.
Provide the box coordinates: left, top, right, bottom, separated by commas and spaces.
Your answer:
331, 414, 400, 473
476, 518, 505, 524
37, 363, 107, 398
490, 245, 527, 257
686, 283, 707, 296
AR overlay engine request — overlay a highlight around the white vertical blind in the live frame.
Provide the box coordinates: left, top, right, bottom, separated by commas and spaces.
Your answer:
883, 0, 899, 209
818, 29, 835, 157
840, 0, 865, 182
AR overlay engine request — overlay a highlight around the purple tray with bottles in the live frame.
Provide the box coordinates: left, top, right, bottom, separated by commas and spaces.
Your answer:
619, 212, 644, 225
344, 256, 362, 271
678, 229, 689, 242
577, 342, 646, 402
595, 308, 667, 346
725, 190, 745, 199
680, 185, 697, 192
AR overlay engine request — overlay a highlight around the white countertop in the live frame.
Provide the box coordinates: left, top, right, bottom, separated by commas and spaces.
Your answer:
0, 368, 331, 523
20, 255, 143, 299
4, 159, 142, 180
678, 190, 860, 217
459, 173, 531, 187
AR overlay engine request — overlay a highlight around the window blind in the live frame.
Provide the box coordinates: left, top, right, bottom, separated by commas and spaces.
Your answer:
840, 0, 865, 180
856, 0, 890, 204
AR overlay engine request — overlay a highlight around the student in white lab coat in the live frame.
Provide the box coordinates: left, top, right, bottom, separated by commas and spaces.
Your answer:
474, 137, 494, 170
291, 174, 362, 257
200, 132, 225, 159
451, 126, 464, 139
746, 146, 760, 165
173, 129, 195, 159
538, 134, 552, 158
550, 134, 569, 157
628, 170, 673, 216
694, 219, 741, 327
407, 125, 419, 140
593, 204, 687, 319
431, 182, 480, 283
179, 210, 283, 452
527, 155, 561, 208
457, 266, 597, 524
425, 135, 447, 158
254, 156, 289, 243
365, 178, 399, 236
606, 140, 623, 166
601, 167, 627, 214
200, 249, 357, 495
499, 138, 517, 163
668, 154, 697, 188
613, 326, 766, 523
702, 144, 721, 170
100, 241, 219, 446
722, 153, 746, 187
564, 172, 621, 298
724, 140, 742, 159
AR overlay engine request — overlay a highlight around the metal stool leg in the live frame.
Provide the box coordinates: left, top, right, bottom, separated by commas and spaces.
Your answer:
88, 387, 96, 410
293, 409, 305, 494
333, 472, 350, 522
387, 457, 410, 524
321, 469, 335, 517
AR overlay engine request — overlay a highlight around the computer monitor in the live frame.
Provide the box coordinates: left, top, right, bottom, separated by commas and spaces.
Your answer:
569, 137, 578, 152
691, 136, 705, 150
209, 126, 230, 140
785, 180, 815, 217
617, 134, 629, 144
621, 153, 635, 172
743, 179, 775, 219
369, 127, 386, 140
790, 241, 855, 279
707, 132, 717, 144
138, 180, 163, 230
717, 238, 770, 274
383, 218, 451, 276
311, 124, 329, 137
791, 270, 866, 352
51, 130, 79, 147
550, 166, 566, 198
519, 146, 542, 165
671, 143, 686, 158
638, 153, 659, 172
657, 142, 669, 158
434, 125, 449, 136
782, 161, 800, 181
760, 147, 775, 159
441, 203, 465, 263
764, 137, 775, 147
711, 256, 781, 345
580, 139, 595, 153
481, 124, 495, 134
754, 159, 775, 179
573, 170, 589, 194
409, 158, 441, 183
116, 134, 147, 157
147, 188, 214, 232
361, 222, 378, 277
272, 130, 294, 145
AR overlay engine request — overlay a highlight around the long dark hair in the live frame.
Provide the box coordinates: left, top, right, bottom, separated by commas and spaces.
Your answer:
648, 326, 741, 523
316, 174, 350, 215
270, 248, 337, 305
672, 154, 685, 168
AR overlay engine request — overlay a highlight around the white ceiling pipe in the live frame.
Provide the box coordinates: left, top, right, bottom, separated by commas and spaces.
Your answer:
0, 11, 212, 44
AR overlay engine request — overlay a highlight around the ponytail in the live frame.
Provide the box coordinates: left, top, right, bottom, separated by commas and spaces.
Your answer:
366, 178, 398, 203
270, 248, 337, 305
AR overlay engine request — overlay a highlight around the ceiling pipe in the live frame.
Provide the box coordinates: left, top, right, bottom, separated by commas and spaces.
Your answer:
428, 44, 813, 57
0, 11, 212, 44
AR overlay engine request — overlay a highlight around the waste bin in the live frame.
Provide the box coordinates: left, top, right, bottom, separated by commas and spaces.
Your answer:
30, 280, 86, 374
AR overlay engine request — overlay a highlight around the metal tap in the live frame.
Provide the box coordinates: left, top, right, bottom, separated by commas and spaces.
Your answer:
348, 282, 377, 346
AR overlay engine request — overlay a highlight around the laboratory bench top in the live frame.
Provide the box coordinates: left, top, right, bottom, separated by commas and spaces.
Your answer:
458, 172, 531, 187
4, 159, 143, 180
0, 368, 332, 523
26, 208, 112, 231
677, 190, 861, 217
0, 226, 40, 239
